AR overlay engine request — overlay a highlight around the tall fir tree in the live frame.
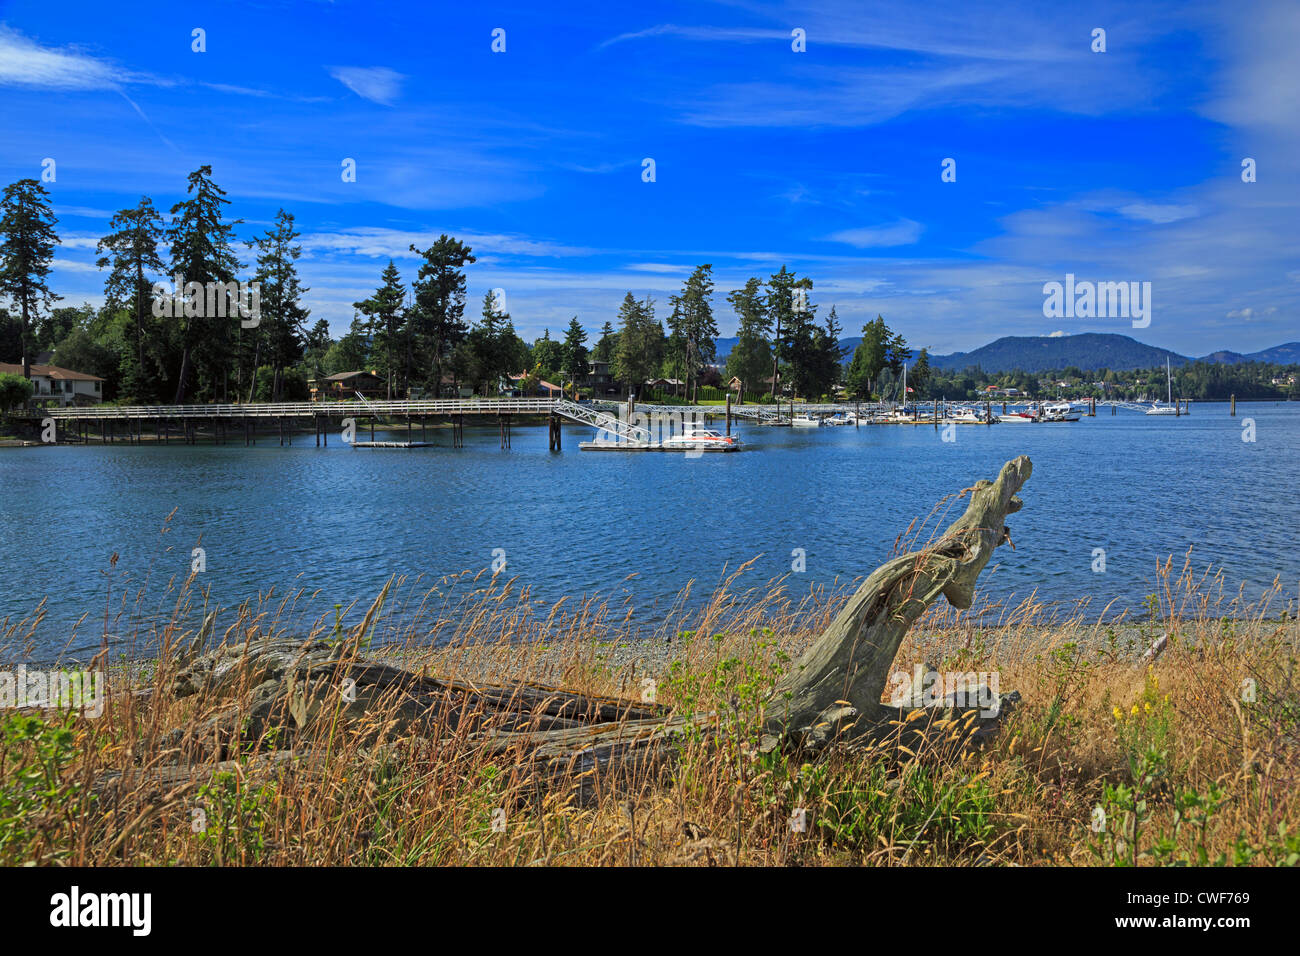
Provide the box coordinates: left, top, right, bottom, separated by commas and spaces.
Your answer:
247, 209, 309, 402
724, 277, 770, 395
666, 264, 718, 401
0, 179, 60, 379
353, 261, 406, 398
95, 196, 164, 400
408, 235, 475, 395
167, 166, 242, 402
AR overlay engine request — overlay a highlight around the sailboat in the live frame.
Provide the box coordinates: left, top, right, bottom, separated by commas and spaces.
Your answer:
1146, 358, 1180, 416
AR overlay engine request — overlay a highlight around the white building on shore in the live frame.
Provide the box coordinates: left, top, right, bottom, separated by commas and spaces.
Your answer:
0, 363, 105, 406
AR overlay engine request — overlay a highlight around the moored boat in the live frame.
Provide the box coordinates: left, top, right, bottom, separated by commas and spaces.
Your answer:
659, 426, 744, 450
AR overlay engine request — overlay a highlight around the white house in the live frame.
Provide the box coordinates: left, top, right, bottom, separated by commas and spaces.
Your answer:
0, 363, 104, 406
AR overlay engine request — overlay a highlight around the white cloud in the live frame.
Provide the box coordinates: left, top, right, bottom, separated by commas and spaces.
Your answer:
0, 25, 136, 89
825, 220, 923, 248
1119, 203, 1198, 224
326, 66, 405, 106
299, 227, 594, 260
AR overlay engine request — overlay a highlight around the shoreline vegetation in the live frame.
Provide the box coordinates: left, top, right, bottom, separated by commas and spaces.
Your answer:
3, 541, 1296, 866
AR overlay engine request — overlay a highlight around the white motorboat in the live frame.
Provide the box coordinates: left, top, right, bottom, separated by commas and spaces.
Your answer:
944, 405, 996, 424
791, 415, 823, 427
659, 427, 744, 450
1040, 401, 1080, 422
999, 409, 1037, 423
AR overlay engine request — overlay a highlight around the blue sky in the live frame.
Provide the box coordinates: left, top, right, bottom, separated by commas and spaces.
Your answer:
1, 0, 1297, 356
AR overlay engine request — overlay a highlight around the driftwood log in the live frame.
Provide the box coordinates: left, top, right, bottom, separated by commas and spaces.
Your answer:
112, 456, 1031, 801
760, 454, 1031, 754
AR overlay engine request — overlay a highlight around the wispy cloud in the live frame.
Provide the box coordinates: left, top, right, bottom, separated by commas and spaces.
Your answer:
326, 66, 405, 105
299, 227, 594, 260
1119, 203, 1198, 224
825, 220, 923, 248
597, 24, 784, 51
0, 25, 157, 89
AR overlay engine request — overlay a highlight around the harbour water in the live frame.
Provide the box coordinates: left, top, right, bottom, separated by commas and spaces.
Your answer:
2, 401, 1296, 657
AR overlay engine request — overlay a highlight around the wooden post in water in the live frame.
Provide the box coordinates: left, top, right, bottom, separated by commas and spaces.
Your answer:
725, 393, 732, 436
1230, 394, 1236, 416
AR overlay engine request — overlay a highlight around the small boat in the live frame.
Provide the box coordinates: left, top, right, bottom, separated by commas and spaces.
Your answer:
791, 415, 823, 427
823, 413, 852, 426
944, 405, 997, 424
659, 427, 744, 450
883, 406, 919, 423
1040, 401, 1080, 422
1146, 358, 1180, 415
999, 407, 1037, 423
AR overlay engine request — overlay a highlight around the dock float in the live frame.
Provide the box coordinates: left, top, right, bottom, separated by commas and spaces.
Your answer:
351, 440, 433, 449
578, 441, 741, 452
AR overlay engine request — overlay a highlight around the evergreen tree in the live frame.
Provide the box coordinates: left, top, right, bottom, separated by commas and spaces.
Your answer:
167, 166, 242, 402
846, 315, 890, 400
531, 329, 564, 379
561, 316, 589, 391
95, 196, 165, 400
764, 266, 814, 397
611, 293, 663, 396
724, 277, 770, 394
247, 209, 309, 402
666, 264, 717, 401
592, 321, 618, 364
409, 235, 475, 395
0, 179, 60, 379
910, 347, 932, 398
353, 261, 406, 398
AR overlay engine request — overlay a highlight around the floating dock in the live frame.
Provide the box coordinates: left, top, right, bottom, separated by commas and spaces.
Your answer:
350, 440, 433, 449
578, 441, 742, 452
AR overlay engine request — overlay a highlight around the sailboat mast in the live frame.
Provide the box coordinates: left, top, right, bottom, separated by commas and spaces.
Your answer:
1166, 357, 1172, 404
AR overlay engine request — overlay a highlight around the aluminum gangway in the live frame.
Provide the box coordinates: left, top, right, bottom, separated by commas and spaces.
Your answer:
551, 398, 653, 444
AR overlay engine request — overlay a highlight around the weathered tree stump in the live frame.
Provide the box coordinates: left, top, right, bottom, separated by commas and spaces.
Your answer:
760, 455, 1030, 754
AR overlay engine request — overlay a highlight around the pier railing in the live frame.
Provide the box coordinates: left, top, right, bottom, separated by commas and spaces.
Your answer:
25, 398, 562, 419
22, 397, 895, 422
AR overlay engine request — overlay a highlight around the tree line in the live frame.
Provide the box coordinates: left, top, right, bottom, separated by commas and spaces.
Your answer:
2, 171, 926, 406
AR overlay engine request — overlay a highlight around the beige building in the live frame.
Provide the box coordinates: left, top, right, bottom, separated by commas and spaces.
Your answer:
0, 363, 105, 406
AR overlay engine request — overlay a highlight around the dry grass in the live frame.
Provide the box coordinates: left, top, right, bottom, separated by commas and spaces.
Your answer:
1, 549, 1297, 867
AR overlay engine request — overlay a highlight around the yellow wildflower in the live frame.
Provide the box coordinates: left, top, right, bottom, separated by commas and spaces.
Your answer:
1113, 706, 1122, 719
1131, 705, 1140, 715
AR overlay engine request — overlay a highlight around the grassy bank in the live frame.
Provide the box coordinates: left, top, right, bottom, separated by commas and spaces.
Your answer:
2, 556, 1297, 867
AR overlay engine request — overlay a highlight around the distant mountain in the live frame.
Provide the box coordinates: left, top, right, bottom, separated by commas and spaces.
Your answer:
928, 334, 1188, 372
1201, 342, 1300, 365
711, 332, 1299, 373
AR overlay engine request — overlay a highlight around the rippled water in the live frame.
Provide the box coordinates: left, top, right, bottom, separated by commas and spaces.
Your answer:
2, 402, 1297, 656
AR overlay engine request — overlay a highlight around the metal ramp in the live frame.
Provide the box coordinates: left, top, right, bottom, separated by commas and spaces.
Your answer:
552, 398, 653, 444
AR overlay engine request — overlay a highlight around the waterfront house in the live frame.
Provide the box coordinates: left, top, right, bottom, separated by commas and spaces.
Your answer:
309, 370, 387, 401
585, 360, 617, 396
0, 363, 104, 406
505, 373, 563, 398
